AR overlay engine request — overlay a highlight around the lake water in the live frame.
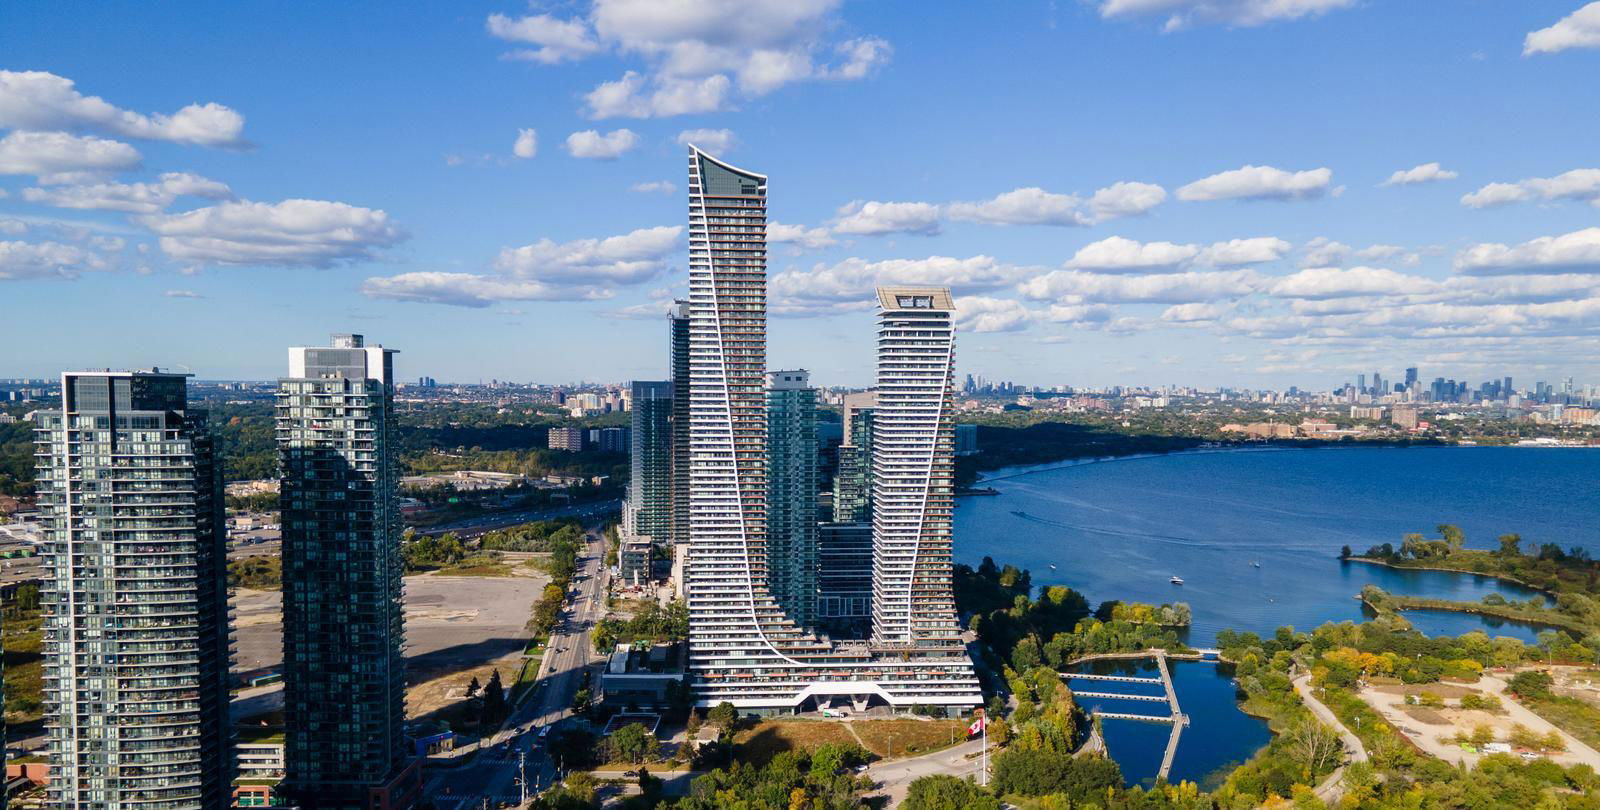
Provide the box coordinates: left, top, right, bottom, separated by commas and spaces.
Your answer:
1065, 658, 1270, 790
957, 445, 1600, 785
956, 446, 1599, 645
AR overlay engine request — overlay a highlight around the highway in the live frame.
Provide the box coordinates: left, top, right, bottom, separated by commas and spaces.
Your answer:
424, 523, 611, 808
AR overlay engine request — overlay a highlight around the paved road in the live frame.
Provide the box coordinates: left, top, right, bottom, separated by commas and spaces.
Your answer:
865, 737, 987, 807
1292, 672, 1367, 806
424, 525, 610, 808
412, 499, 621, 539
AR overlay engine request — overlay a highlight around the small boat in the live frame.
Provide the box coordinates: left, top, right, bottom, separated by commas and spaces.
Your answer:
1049, 564, 1058, 570
1169, 576, 1184, 585
1250, 561, 1261, 568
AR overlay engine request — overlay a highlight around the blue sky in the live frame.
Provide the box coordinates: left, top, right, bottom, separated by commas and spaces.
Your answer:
4, 1, 1600, 389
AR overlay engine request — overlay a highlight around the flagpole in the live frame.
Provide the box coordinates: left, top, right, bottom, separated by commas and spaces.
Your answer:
980, 708, 988, 787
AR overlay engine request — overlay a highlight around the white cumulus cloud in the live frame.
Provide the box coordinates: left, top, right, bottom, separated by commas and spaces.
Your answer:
139, 199, 407, 268
1455, 227, 1600, 275
488, 13, 604, 64
0, 239, 110, 281
1019, 269, 1261, 303
946, 182, 1166, 227
22, 172, 232, 214
1383, 162, 1458, 186
1200, 237, 1292, 266
1097, 0, 1357, 29
1270, 266, 1439, 299
0, 131, 141, 183
362, 224, 683, 307
494, 1, 892, 118
513, 128, 538, 159
1065, 236, 1200, 272
768, 221, 836, 249
1460, 182, 1530, 209
770, 255, 1019, 312
564, 128, 640, 160
676, 128, 737, 154
1461, 169, 1600, 208
492, 225, 682, 285
1177, 165, 1333, 202
1525, 2, 1600, 55
0, 70, 246, 147
832, 200, 942, 236
953, 295, 1035, 333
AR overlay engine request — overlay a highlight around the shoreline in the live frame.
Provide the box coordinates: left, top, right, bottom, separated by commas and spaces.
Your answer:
1359, 592, 1580, 636
1342, 556, 1553, 597
967, 440, 1583, 489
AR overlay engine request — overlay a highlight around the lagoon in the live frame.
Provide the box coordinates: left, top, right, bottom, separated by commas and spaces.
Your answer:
957, 445, 1598, 786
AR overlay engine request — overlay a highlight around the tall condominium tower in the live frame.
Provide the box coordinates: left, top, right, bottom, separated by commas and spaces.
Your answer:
871, 288, 963, 645
832, 391, 877, 523
682, 145, 979, 713
626, 380, 673, 542
276, 334, 419, 810
35, 370, 232, 808
766, 370, 818, 627
669, 300, 691, 546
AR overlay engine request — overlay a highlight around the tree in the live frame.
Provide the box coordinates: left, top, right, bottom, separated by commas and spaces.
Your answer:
708, 700, 738, 729
901, 774, 1000, 810
482, 669, 507, 723
466, 675, 481, 698
992, 749, 1121, 798
1470, 724, 1495, 747
611, 722, 658, 764
1284, 718, 1342, 776
1497, 533, 1523, 558
1437, 524, 1465, 552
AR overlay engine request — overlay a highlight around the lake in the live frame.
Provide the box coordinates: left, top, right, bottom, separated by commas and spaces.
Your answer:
956, 445, 1599, 786
956, 446, 1599, 645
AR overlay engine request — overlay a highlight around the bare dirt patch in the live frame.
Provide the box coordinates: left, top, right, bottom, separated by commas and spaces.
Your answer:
1371, 683, 1481, 699
1400, 706, 1450, 726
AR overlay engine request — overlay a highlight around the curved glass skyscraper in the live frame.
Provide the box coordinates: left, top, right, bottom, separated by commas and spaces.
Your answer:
682, 146, 979, 713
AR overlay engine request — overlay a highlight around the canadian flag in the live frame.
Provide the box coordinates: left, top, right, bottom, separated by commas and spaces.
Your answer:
967, 714, 985, 736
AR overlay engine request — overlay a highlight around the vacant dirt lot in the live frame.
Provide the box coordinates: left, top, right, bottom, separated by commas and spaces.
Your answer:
228, 569, 547, 681
1360, 673, 1600, 771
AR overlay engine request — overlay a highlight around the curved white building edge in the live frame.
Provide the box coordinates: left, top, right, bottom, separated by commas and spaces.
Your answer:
683, 145, 980, 712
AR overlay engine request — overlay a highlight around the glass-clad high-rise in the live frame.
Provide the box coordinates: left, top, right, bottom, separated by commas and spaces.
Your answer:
669, 300, 691, 547
626, 380, 673, 542
766, 370, 818, 627
832, 391, 877, 524
35, 370, 232, 808
276, 334, 419, 810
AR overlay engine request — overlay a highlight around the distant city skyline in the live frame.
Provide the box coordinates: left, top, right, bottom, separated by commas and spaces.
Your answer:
6, 4, 1600, 386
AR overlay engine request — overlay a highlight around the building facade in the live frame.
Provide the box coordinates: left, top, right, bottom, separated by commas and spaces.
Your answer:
276, 334, 419, 809
35, 370, 233, 808
766, 370, 818, 627
681, 144, 979, 713
832, 391, 877, 523
547, 426, 584, 451
669, 300, 691, 547
626, 381, 673, 542
871, 288, 963, 646
817, 521, 873, 634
